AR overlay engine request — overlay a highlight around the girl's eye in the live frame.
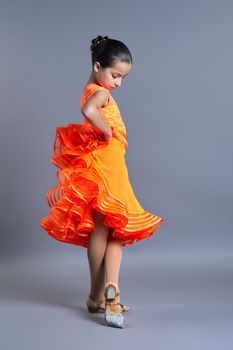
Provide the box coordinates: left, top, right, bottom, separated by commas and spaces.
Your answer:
112, 75, 126, 80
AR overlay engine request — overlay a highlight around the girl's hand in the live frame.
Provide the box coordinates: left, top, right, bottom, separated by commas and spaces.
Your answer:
103, 126, 113, 141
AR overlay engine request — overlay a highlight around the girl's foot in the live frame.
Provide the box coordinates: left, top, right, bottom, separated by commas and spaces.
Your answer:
86, 291, 130, 313
104, 282, 125, 328
89, 289, 121, 307
86, 294, 105, 313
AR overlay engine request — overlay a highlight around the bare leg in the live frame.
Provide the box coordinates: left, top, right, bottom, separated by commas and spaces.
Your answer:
104, 234, 123, 303
87, 209, 109, 304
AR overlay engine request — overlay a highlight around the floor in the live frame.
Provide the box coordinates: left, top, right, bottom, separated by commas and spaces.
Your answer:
0, 251, 232, 350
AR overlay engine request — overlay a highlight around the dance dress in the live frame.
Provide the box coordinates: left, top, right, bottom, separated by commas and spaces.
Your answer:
40, 83, 164, 247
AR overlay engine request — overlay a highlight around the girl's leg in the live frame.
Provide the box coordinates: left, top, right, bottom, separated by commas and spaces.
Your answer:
87, 209, 109, 303
104, 232, 123, 303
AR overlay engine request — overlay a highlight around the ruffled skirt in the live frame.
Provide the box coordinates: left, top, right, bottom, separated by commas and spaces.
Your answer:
40, 123, 164, 248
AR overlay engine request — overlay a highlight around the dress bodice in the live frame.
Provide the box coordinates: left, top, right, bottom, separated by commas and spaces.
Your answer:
80, 83, 128, 149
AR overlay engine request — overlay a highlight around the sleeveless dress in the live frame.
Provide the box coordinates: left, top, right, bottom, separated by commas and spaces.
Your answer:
39, 83, 164, 248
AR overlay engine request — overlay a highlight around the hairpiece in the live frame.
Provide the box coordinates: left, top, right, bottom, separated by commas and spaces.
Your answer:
93, 36, 108, 48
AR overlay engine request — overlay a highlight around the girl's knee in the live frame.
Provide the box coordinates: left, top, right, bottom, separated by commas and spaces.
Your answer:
108, 229, 123, 244
92, 208, 105, 224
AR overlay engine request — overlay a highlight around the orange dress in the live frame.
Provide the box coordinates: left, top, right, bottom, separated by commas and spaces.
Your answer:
40, 83, 164, 248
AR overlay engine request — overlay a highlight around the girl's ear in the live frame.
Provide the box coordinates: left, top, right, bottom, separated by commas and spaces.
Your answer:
94, 62, 101, 73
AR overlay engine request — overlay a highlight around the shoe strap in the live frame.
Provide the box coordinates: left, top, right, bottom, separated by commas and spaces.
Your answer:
105, 282, 120, 294
88, 295, 105, 308
105, 302, 124, 313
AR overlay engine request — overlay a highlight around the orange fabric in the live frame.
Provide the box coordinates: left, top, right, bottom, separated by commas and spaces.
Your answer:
40, 83, 164, 247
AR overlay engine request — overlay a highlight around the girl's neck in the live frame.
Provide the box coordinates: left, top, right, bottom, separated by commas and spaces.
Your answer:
86, 80, 98, 85
86, 71, 100, 86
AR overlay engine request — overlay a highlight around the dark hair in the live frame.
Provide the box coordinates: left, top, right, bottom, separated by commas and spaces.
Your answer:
90, 35, 133, 68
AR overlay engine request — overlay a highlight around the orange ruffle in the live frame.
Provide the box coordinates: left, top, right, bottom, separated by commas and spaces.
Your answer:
40, 123, 164, 248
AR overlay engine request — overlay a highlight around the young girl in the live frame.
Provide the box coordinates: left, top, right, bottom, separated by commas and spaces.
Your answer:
40, 35, 164, 329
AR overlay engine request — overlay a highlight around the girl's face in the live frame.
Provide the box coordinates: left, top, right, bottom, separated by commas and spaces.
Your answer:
94, 60, 131, 91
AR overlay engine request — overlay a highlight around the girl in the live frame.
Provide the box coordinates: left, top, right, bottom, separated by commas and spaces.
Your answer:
40, 35, 164, 329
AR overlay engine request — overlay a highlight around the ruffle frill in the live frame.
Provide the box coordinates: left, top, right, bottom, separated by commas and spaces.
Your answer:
40, 123, 164, 248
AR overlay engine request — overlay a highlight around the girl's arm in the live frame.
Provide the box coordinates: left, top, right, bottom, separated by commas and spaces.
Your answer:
81, 90, 112, 141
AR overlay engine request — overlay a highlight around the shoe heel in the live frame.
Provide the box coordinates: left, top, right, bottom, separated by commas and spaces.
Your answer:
106, 287, 116, 300
87, 307, 97, 313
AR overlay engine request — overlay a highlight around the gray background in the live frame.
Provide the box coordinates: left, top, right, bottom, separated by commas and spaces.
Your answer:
0, 0, 232, 348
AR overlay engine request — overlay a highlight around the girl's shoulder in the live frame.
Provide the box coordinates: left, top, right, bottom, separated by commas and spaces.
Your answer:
83, 82, 110, 97
80, 83, 113, 110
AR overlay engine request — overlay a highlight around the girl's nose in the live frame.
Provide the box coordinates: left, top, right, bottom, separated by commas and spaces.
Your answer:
115, 79, 122, 88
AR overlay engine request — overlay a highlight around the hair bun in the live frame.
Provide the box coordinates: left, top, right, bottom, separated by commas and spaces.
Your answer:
91, 35, 109, 51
